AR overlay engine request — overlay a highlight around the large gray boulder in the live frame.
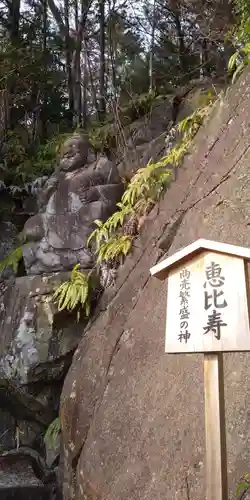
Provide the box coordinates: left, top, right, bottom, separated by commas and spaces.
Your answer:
0, 265, 96, 498
22, 134, 124, 275
0, 271, 98, 438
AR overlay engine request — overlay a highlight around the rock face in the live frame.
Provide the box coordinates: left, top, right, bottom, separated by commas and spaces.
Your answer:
0, 270, 99, 499
60, 69, 250, 500
0, 449, 60, 500
22, 134, 124, 275
0, 133, 123, 498
0, 272, 95, 425
117, 79, 225, 179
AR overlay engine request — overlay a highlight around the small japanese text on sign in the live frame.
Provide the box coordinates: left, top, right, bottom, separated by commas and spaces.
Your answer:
179, 268, 191, 343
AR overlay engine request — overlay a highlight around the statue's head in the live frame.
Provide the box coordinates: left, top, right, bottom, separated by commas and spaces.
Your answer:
58, 134, 95, 173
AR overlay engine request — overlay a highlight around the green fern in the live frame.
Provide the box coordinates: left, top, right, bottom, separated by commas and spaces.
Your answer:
53, 264, 91, 320
0, 247, 22, 274
87, 219, 110, 250
87, 203, 134, 251
121, 163, 172, 207
97, 235, 133, 263
44, 417, 61, 450
105, 202, 134, 232
236, 473, 250, 497
178, 104, 213, 139
228, 44, 250, 83
87, 100, 214, 266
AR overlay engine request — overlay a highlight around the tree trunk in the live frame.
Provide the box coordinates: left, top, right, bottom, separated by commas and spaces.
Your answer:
82, 46, 88, 129
149, 0, 156, 91
39, 0, 48, 141
174, 10, 188, 78
200, 38, 210, 79
8, 0, 20, 46
7, 0, 21, 129
45, 0, 92, 127
107, 14, 117, 100
81, 0, 88, 129
73, 0, 82, 127
64, 0, 74, 125
85, 37, 100, 120
99, 0, 106, 122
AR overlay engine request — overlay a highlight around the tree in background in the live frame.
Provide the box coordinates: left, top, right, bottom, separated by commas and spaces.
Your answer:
0, 0, 243, 192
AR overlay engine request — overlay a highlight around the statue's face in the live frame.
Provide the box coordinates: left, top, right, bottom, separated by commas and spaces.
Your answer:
59, 135, 91, 172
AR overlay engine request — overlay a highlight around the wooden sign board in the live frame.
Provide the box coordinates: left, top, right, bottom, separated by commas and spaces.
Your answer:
150, 239, 250, 500
165, 250, 250, 353
150, 239, 250, 354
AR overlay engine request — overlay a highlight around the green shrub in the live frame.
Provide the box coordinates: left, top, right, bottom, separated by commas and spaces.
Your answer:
228, 43, 250, 82
53, 264, 91, 321
227, 0, 250, 81
236, 473, 250, 498
0, 247, 23, 274
1, 131, 71, 186
88, 91, 163, 152
44, 417, 61, 450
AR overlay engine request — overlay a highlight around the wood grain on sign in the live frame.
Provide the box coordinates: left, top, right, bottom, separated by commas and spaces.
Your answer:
165, 251, 250, 353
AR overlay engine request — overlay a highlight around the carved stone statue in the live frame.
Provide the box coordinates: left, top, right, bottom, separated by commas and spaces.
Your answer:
22, 134, 124, 275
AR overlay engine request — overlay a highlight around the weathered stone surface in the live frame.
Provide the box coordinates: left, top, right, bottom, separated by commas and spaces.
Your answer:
0, 451, 60, 499
22, 135, 124, 275
60, 69, 250, 500
0, 410, 16, 451
0, 272, 94, 427
118, 81, 225, 179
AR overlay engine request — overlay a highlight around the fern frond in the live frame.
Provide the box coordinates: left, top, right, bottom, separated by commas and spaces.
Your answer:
87, 219, 110, 250
44, 417, 61, 450
106, 204, 133, 232
228, 41, 250, 83
228, 51, 240, 72
0, 247, 23, 274
56, 283, 71, 311
232, 59, 247, 83
53, 264, 91, 320
97, 236, 133, 264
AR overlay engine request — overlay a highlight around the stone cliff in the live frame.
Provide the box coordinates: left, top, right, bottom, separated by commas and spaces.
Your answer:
60, 69, 250, 500
0, 73, 245, 500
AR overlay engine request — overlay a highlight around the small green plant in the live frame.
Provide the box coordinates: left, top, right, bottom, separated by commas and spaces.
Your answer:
226, 0, 250, 82
1, 131, 71, 187
31, 132, 70, 177
53, 264, 91, 321
88, 91, 161, 152
178, 107, 206, 137
228, 43, 250, 83
97, 235, 133, 263
44, 417, 61, 450
87, 204, 134, 250
231, 0, 250, 45
0, 247, 23, 274
121, 162, 172, 207
88, 122, 117, 151
236, 473, 250, 498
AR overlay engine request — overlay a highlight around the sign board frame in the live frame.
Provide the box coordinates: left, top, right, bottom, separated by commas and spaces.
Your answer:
150, 239, 250, 500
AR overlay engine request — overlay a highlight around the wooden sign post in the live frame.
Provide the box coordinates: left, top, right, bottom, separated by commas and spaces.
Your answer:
150, 239, 250, 500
